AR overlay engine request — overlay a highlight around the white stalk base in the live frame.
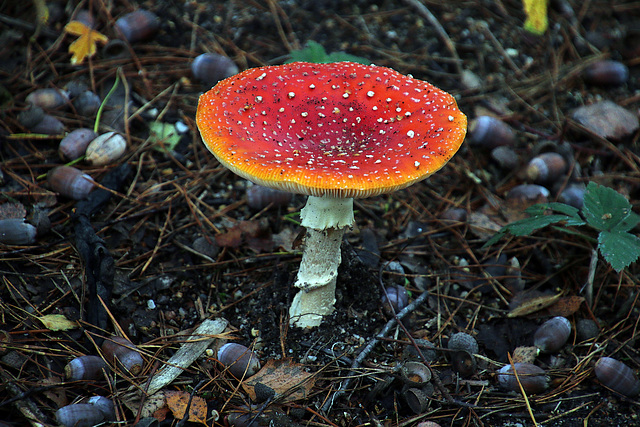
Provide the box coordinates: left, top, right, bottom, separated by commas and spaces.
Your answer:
289, 196, 354, 328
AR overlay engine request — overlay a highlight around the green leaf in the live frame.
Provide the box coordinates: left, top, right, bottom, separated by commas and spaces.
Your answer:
287, 41, 370, 65
598, 230, 640, 272
149, 121, 181, 153
583, 182, 633, 232
482, 214, 575, 248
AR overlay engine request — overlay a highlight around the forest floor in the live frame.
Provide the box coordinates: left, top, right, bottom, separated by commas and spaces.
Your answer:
1, 0, 640, 426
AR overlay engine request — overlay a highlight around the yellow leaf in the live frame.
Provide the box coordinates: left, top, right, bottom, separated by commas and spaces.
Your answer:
165, 391, 207, 425
522, 0, 549, 35
64, 21, 108, 65
38, 314, 78, 331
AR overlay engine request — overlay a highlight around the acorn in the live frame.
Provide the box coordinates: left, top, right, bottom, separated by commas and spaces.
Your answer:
25, 88, 70, 109
30, 114, 65, 135
525, 152, 567, 184
576, 318, 599, 342
246, 184, 292, 210
491, 146, 520, 170
101, 336, 144, 375
191, 53, 239, 88
59, 128, 98, 160
217, 343, 261, 378
534, 316, 572, 353
583, 60, 629, 86
416, 422, 442, 427
65, 355, 108, 380
400, 361, 432, 386
55, 404, 105, 427
506, 184, 550, 205
87, 396, 116, 421
47, 166, 95, 200
115, 9, 160, 43
403, 387, 430, 414
595, 357, 640, 397
85, 132, 127, 165
18, 105, 45, 128
468, 116, 516, 149
559, 184, 586, 210
497, 363, 549, 394
0, 219, 37, 245
102, 39, 130, 59
73, 91, 102, 116
381, 285, 409, 316
448, 332, 479, 355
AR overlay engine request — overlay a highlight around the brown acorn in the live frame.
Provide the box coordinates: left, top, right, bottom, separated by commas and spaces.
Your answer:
101, 336, 144, 375
525, 152, 567, 184
448, 332, 479, 355
217, 343, 261, 378
59, 128, 98, 160
491, 146, 520, 170
468, 116, 516, 149
47, 166, 95, 200
595, 357, 640, 397
73, 91, 101, 116
30, 114, 65, 135
506, 184, 550, 205
583, 60, 629, 86
534, 316, 572, 353
246, 184, 292, 210
191, 53, 239, 88
55, 404, 105, 427
85, 132, 127, 166
25, 88, 70, 109
0, 219, 37, 245
115, 9, 160, 43
65, 355, 108, 380
87, 396, 116, 421
497, 363, 549, 394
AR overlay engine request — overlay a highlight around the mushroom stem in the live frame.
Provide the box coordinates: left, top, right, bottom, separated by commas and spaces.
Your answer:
289, 196, 354, 328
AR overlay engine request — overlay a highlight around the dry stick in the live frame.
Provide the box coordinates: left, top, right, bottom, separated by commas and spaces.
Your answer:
321, 290, 430, 413
401, 0, 462, 75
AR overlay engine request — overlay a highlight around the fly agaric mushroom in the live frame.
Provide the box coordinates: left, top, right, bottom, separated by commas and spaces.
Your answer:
196, 62, 466, 328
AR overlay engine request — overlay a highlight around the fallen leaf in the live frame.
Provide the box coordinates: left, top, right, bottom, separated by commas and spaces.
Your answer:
508, 292, 562, 317
242, 358, 315, 403
0, 202, 27, 220
541, 296, 585, 317
64, 21, 108, 65
38, 314, 78, 331
522, 0, 548, 35
165, 390, 208, 425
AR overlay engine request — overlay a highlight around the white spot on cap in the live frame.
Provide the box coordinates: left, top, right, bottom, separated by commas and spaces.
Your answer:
407, 130, 415, 138
256, 73, 267, 81
301, 112, 309, 117
367, 91, 375, 97
343, 92, 350, 99
309, 84, 316, 89
415, 161, 420, 167
448, 115, 455, 121
288, 92, 295, 99
255, 96, 263, 102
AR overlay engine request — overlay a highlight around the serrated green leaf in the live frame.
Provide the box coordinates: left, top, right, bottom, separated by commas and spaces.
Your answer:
598, 230, 640, 272
613, 211, 640, 233
583, 182, 633, 232
505, 214, 575, 236
149, 121, 181, 153
287, 40, 370, 65
482, 230, 508, 248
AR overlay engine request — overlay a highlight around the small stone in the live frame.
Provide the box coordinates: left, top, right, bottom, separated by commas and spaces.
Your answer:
571, 100, 639, 140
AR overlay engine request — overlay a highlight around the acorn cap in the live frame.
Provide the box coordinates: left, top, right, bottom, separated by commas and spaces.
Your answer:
196, 62, 466, 199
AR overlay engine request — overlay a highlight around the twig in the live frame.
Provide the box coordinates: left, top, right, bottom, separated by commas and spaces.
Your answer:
321, 290, 430, 413
401, 0, 462, 75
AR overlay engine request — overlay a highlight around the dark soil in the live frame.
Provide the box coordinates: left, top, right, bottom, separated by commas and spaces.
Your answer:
1, 0, 640, 426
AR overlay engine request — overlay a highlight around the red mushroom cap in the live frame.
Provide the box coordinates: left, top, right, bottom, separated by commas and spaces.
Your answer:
196, 62, 466, 198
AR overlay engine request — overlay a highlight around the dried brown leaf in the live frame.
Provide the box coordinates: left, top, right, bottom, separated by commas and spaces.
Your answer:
242, 358, 315, 403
